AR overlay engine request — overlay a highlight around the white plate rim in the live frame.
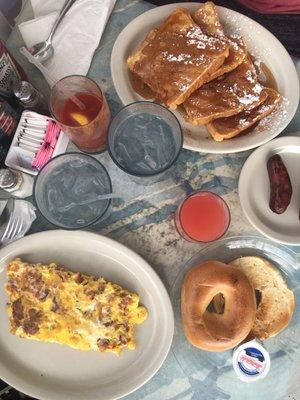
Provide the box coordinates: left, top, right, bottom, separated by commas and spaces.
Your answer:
0, 230, 174, 400
111, 2, 299, 154
239, 136, 300, 246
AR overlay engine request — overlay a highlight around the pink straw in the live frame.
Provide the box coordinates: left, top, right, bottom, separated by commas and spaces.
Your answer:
32, 120, 60, 170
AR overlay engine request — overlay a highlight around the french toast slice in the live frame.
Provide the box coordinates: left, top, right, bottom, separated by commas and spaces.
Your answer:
193, 1, 224, 36
206, 88, 282, 141
183, 56, 268, 125
127, 8, 230, 109
193, 2, 247, 81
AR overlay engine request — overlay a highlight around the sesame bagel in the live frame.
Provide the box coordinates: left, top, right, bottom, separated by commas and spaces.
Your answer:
181, 260, 256, 352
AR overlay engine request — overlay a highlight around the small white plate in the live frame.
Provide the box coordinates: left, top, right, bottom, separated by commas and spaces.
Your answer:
239, 136, 300, 245
0, 230, 174, 400
111, 2, 299, 154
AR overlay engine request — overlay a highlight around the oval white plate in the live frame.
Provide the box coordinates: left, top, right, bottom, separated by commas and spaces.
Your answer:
239, 136, 300, 245
0, 230, 174, 400
111, 2, 299, 154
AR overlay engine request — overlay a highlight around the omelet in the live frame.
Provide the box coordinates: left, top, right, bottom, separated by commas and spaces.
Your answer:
5, 258, 148, 355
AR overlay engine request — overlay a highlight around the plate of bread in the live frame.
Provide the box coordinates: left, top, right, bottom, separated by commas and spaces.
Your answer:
111, 2, 299, 154
171, 236, 300, 399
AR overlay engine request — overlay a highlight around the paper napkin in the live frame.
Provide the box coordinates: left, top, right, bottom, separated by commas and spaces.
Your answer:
18, 0, 116, 84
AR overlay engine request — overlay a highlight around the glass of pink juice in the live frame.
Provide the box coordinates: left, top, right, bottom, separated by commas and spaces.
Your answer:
174, 191, 230, 243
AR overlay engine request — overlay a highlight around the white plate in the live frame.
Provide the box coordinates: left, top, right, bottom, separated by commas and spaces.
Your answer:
239, 136, 300, 245
0, 230, 174, 400
111, 2, 299, 154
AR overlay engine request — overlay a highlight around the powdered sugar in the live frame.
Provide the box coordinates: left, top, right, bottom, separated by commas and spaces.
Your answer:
245, 70, 256, 84
238, 92, 261, 105
164, 52, 191, 63
162, 51, 206, 67
252, 83, 263, 94
186, 27, 227, 50
255, 97, 289, 133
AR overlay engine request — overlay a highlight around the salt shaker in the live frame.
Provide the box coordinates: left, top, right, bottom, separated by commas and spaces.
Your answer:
13, 81, 48, 115
0, 168, 34, 198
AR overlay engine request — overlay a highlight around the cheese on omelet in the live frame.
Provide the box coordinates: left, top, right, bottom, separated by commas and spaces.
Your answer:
5, 258, 148, 355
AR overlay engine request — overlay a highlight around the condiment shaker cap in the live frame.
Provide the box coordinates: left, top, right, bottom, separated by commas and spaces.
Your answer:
13, 81, 35, 103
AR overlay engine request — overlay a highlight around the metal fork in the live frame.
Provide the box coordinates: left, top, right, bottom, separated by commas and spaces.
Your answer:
0, 207, 24, 245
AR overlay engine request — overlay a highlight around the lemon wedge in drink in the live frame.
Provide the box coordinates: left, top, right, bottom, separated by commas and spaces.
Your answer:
70, 112, 89, 126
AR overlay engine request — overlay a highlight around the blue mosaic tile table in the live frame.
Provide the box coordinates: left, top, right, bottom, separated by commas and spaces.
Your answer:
2, 1, 300, 399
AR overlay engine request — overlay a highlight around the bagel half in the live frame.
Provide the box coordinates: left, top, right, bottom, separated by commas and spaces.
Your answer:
229, 256, 295, 340
181, 260, 256, 352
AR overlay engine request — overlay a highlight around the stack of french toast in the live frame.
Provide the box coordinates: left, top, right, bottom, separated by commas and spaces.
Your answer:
127, 2, 281, 142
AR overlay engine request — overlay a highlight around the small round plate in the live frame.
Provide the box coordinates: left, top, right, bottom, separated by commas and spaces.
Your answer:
239, 136, 300, 245
171, 236, 300, 400
111, 2, 299, 154
0, 231, 174, 400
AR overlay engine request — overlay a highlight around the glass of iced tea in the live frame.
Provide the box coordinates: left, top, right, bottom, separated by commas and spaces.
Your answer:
49, 75, 111, 152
